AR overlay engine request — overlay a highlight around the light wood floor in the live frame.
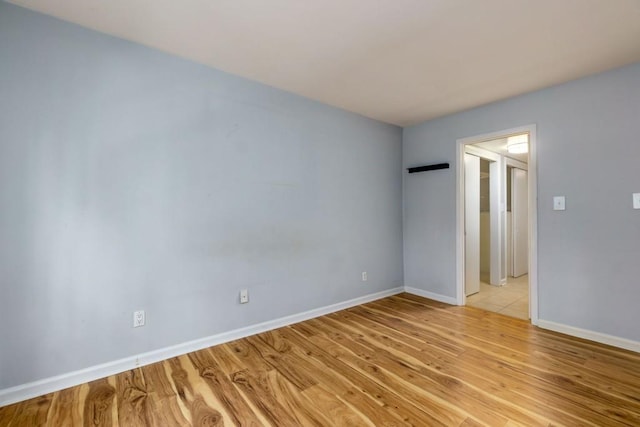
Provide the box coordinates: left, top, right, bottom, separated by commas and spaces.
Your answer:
2, 293, 640, 426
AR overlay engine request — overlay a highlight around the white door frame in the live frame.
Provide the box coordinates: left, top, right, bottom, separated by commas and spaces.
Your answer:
465, 145, 504, 286
456, 124, 539, 325
511, 167, 529, 278
464, 153, 481, 296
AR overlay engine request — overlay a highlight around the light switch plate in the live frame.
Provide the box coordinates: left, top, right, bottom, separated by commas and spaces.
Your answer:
633, 193, 640, 209
553, 196, 566, 211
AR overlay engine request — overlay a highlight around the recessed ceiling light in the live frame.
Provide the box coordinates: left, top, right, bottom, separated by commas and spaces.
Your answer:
507, 134, 528, 154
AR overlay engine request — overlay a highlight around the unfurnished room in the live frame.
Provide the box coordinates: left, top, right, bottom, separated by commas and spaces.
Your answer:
1, 0, 640, 425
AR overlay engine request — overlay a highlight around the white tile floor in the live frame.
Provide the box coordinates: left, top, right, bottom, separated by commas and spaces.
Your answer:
466, 274, 529, 320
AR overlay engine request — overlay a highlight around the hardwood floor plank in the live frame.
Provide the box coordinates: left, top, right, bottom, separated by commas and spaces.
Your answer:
258, 328, 369, 403
263, 369, 330, 426
283, 325, 459, 426
163, 356, 229, 426
165, 358, 195, 423
205, 344, 245, 376
527, 350, 640, 406
140, 362, 190, 425
229, 369, 300, 426
584, 358, 640, 387
367, 299, 586, 366
189, 346, 265, 426
0, 399, 19, 426
174, 354, 239, 426
245, 334, 318, 390
338, 385, 411, 427
460, 348, 640, 426
258, 329, 295, 352
348, 304, 628, 423
222, 339, 273, 373
115, 369, 152, 427
389, 295, 598, 366
334, 310, 597, 426
316, 316, 537, 426
6, 394, 53, 427
45, 388, 74, 426
83, 379, 115, 427
301, 385, 372, 427
308, 332, 473, 426
189, 396, 225, 427
2, 293, 640, 426
288, 321, 319, 339
458, 417, 486, 427
279, 324, 410, 427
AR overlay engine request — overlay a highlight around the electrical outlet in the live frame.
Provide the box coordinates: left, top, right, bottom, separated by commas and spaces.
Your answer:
133, 310, 145, 328
362, 271, 368, 281
239, 289, 249, 304
633, 193, 640, 209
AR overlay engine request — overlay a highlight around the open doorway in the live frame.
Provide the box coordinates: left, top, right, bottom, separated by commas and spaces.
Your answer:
466, 145, 529, 319
456, 125, 538, 323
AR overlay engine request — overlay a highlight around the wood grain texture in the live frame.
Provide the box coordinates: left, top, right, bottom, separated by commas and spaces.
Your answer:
2, 293, 640, 426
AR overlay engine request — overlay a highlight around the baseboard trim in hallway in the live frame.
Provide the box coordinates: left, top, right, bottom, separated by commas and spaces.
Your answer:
0, 287, 403, 407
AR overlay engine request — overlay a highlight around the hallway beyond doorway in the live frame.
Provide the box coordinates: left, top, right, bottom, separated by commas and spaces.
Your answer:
467, 275, 529, 320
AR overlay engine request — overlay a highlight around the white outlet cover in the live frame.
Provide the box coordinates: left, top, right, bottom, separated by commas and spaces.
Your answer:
133, 310, 145, 328
240, 289, 249, 304
633, 193, 640, 209
553, 196, 566, 211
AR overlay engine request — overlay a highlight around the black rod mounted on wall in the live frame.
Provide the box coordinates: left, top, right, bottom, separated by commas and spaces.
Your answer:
407, 163, 450, 174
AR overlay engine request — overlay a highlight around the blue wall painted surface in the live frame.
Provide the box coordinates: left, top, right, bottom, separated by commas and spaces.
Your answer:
404, 61, 640, 341
0, 3, 403, 389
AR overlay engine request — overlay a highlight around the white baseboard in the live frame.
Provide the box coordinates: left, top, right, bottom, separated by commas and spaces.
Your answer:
0, 287, 403, 407
537, 320, 640, 354
403, 286, 458, 305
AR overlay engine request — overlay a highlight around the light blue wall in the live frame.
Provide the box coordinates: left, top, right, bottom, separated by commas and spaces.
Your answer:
0, 3, 403, 389
404, 61, 640, 341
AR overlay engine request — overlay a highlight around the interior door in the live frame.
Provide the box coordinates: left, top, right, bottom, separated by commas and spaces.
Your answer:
512, 167, 528, 277
464, 153, 480, 296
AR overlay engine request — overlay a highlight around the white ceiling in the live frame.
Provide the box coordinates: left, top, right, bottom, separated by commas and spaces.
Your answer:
9, 0, 640, 126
